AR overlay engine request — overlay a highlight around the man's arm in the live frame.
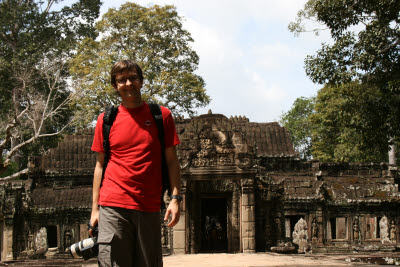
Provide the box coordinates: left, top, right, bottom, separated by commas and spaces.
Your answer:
89, 152, 104, 237
163, 146, 181, 227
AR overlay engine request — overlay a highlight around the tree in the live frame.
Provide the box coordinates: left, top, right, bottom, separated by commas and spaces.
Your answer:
289, 0, 400, 163
311, 82, 391, 162
280, 97, 315, 160
0, 0, 101, 180
70, 3, 210, 127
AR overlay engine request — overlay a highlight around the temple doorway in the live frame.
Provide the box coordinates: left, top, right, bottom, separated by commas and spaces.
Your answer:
46, 226, 58, 248
200, 197, 228, 252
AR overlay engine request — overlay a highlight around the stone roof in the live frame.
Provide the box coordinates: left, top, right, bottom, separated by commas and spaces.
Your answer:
274, 173, 400, 204
37, 113, 296, 174
31, 186, 91, 211
235, 122, 295, 157
39, 129, 96, 174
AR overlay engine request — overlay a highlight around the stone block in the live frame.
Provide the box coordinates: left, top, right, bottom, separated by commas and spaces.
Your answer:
241, 205, 255, 222
242, 237, 256, 252
241, 222, 256, 238
173, 248, 185, 254
173, 212, 185, 231
242, 193, 255, 206
173, 230, 185, 251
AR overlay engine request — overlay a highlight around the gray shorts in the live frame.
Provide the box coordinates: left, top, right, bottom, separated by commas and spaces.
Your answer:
97, 206, 162, 267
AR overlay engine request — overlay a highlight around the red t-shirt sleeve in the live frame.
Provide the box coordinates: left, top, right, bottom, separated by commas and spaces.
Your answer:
92, 113, 105, 153
161, 107, 180, 148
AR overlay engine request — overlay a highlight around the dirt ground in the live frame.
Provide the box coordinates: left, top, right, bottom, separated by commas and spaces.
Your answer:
1, 252, 398, 266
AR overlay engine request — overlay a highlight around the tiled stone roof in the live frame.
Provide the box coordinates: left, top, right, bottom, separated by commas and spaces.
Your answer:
273, 173, 400, 203
31, 186, 92, 210
39, 129, 96, 174
38, 114, 296, 174
235, 122, 296, 157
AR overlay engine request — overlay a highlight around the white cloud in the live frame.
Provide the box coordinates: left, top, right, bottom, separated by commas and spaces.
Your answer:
249, 42, 296, 71
98, 0, 333, 123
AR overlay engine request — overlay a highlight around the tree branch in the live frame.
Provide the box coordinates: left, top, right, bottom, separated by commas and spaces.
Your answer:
4, 119, 71, 165
44, 0, 55, 14
0, 104, 30, 151
0, 168, 29, 181
379, 38, 400, 54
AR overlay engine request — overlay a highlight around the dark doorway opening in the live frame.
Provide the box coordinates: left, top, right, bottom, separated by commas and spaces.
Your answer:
46, 226, 58, 248
200, 197, 228, 252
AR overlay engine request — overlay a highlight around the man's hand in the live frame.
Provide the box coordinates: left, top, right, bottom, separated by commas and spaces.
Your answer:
89, 208, 99, 237
164, 199, 180, 227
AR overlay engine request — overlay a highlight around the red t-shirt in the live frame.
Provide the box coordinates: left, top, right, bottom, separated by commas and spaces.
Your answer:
91, 102, 180, 212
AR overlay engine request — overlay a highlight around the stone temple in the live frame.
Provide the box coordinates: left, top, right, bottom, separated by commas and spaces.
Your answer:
0, 111, 399, 260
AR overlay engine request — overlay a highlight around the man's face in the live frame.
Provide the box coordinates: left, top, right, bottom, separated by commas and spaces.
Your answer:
112, 69, 143, 102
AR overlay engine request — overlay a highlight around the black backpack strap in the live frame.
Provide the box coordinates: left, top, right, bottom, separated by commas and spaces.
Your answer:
101, 105, 118, 187
148, 103, 170, 208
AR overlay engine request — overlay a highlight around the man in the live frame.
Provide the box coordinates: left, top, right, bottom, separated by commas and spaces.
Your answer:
90, 60, 181, 267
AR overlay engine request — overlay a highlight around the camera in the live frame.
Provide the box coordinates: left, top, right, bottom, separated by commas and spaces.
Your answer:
68, 225, 98, 260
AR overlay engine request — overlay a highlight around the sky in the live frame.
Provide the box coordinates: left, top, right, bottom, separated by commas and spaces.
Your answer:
99, 0, 333, 123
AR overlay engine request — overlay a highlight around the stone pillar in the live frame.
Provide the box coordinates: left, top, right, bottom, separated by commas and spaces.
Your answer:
241, 178, 255, 253
2, 219, 14, 261
173, 181, 186, 254
232, 190, 240, 252
316, 208, 324, 244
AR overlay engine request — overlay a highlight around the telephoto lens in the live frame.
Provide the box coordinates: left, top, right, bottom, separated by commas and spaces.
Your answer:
68, 225, 99, 260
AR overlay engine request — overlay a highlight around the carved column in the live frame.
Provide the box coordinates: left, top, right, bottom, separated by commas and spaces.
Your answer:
232, 189, 240, 252
274, 213, 283, 245
316, 207, 324, 244
241, 178, 255, 253
173, 180, 186, 254
2, 219, 14, 261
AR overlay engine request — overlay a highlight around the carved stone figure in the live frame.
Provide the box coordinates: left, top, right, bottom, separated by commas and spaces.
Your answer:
35, 227, 48, 251
64, 227, 72, 249
27, 230, 34, 251
353, 217, 360, 242
292, 218, 308, 253
390, 219, 397, 243
311, 217, 318, 241
379, 216, 391, 243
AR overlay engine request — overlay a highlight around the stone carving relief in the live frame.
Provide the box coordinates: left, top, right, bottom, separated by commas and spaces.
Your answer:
197, 179, 239, 193
311, 217, 318, 241
27, 229, 34, 251
178, 115, 254, 170
35, 227, 48, 251
353, 217, 360, 242
161, 224, 168, 246
390, 219, 397, 243
64, 227, 72, 249
4, 197, 16, 216
379, 216, 391, 243
292, 218, 308, 253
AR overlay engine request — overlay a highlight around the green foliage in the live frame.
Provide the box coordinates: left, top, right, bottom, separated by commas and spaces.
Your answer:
0, 0, 101, 178
70, 3, 210, 127
280, 97, 315, 160
0, 159, 18, 179
289, 0, 400, 163
311, 82, 390, 162
291, 0, 400, 85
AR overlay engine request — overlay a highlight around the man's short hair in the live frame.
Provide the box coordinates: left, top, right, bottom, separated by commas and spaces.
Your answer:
110, 60, 144, 86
